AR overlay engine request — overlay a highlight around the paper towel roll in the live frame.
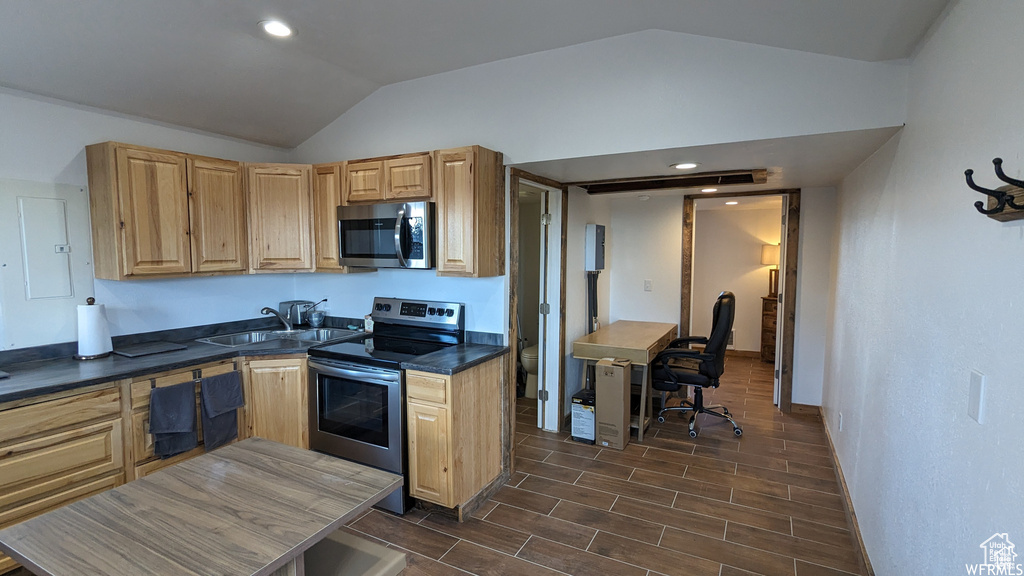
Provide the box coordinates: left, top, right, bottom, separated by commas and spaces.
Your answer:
77, 303, 113, 358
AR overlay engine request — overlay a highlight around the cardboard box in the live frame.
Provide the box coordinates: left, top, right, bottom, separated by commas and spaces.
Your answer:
595, 358, 631, 450
570, 389, 596, 444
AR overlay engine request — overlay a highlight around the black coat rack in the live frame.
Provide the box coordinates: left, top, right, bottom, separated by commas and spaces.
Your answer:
965, 158, 1024, 221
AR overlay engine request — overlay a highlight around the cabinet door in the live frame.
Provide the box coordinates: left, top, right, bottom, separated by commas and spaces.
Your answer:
247, 358, 308, 450
247, 164, 314, 272
188, 156, 247, 273
407, 402, 451, 506
116, 146, 191, 276
385, 154, 432, 200
345, 160, 384, 203
313, 163, 344, 271
434, 148, 476, 275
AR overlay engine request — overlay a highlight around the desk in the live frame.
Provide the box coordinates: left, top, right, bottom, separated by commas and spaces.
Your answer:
0, 437, 402, 576
572, 321, 677, 442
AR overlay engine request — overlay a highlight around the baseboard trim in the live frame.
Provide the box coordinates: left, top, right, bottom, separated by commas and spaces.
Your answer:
818, 407, 875, 576
790, 403, 820, 415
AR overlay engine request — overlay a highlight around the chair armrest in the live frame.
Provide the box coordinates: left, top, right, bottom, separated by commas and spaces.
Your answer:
654, 348, 715, 363
668, 336, 708, 348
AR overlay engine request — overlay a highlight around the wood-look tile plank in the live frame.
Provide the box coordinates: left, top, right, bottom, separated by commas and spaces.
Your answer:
575, 472, 677, 506
521, 435, 603, 458
735, 464, 840, 494
642, 446, 738, 474
440, 540, 563, 576
517, 475, 618, 510
549, 500, 665, 545
629, 468, 734, 502
472, 499, 499, 519
514, 457, 583, 484
684, 465, 791, 498
388, 544, 470, 576
631, 435, 696, 455
692, 444, 790, 471
789, 486, 845, 511
420, 513, 530, 556
515, 445, 553, 462
506, 471, 528, 487
795, 559, 863, 576
586, 531, 720, 576
791, 519, 855, 549
517, 536, 647, 576
596, 449, 688, 478
672, 491, 793, 534
484, 503, 597, 549
731, 489, 848, 528
610, 496, 726, 539
660, 526, 796, 576
489, 485, 560, 515
726, 523, 860, 574
544, 451, 636, 480
787, 461, 839, 482
349, 510, 457, 560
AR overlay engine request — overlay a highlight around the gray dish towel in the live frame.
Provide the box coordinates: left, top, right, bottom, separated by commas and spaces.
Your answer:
149, 381, 198, 458
201, 371, 243, 452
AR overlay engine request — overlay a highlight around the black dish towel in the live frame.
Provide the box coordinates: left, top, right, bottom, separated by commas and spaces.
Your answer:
201, 371, 243, 452
149, 381, 198, 458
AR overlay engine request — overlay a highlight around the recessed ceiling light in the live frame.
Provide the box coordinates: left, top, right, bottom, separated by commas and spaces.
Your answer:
701, 188, 718, 193
725, 201, 739, 205
637, 194, 651, 201
672, 162, 700, 170
260, 20, 293, 37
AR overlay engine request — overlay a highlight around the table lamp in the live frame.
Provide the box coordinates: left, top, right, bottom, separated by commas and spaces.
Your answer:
761, 244, 780, 297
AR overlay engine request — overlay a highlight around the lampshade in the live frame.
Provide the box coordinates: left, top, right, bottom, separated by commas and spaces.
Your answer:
761, 244, 780, 266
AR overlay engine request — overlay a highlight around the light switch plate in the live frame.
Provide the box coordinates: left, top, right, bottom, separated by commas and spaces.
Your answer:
968, 370, 985, 424
643, 279, 652, 292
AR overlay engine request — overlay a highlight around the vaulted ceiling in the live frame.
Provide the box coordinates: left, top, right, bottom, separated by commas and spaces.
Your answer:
2, 0, 950, 148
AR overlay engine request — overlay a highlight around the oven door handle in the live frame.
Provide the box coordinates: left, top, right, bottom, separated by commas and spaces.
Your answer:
309, 361, 401, 385
394, 204, 409, 268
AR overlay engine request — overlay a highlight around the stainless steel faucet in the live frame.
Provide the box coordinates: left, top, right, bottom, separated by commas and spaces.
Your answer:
260, 307, 292, 331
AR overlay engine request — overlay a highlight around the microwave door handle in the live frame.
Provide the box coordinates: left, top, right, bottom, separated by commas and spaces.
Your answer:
394, 204, 409, 268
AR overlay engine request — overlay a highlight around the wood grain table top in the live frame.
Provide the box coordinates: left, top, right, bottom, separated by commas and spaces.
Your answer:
572, 320, 678, 364
0, 437, 403, 576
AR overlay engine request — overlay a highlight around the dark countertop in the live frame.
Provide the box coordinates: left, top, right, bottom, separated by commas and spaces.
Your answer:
401, 343, 508, 375
0, 333, 509, 404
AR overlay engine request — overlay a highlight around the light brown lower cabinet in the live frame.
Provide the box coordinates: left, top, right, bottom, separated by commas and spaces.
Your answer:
0, 386, 126, 573
406, 356, 504, 510
244, 357, 309, 450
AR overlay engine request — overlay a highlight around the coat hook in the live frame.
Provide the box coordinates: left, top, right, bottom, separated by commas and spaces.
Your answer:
964, 168, 1007, 215
993, 158, 1024, 203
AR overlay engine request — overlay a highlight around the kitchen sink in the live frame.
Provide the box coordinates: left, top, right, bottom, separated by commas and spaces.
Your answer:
197, 328, 361, 348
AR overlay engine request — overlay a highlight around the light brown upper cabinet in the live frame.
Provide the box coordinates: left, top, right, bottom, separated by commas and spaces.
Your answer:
246, 163, 314, 273
434, 146, 505, 277
187, 156, 247, 273
343, 152, 432, 204
86, 142, 247, 280
312, 162, 346, 272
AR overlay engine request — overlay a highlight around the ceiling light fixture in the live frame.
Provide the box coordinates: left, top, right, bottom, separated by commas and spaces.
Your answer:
725, 201, 739, 205
701, 188, 718, 193
260, 20, 293, 38
672, 162, 700, 170
638, 194, 651, 201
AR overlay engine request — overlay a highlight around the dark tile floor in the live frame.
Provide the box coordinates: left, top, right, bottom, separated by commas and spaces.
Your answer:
345, 353, 865, 576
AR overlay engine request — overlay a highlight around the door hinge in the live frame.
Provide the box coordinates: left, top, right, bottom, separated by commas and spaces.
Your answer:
538, 390, 549, 401
539, 303, 550, 315
541, 213, 552, 226
781, 214, 787, 225
774, 369, 780, 379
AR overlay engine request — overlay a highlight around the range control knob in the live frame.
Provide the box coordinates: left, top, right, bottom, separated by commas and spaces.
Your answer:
427, 307, 436, 315
446, 309, 455, 317
383, 304, 392, 312
374, 303, 382, 311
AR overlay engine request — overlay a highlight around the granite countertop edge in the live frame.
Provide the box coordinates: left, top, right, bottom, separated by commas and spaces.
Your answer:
0, 340, 509, 404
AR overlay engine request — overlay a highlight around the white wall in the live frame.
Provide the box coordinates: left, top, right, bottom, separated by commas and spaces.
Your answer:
692, 206, 781, 352
0, 89, 301, 347
823, 0, 1024, 572
293, 29, 908, 166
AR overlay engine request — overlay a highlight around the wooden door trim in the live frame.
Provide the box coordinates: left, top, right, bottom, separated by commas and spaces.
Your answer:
680, 188, 800, 413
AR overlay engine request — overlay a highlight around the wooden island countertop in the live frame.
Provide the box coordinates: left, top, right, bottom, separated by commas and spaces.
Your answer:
0, 437, 402, 576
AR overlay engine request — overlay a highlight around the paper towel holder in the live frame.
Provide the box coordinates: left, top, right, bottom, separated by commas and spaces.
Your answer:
74, 297, 113, 361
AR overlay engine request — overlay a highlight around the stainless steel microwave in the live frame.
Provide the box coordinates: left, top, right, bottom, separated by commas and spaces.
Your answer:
337, 201, 434, 269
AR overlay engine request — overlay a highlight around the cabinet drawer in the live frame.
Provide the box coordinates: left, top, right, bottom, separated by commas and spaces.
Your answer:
649, 331, 675, 358
0, 419, 123, 516
407, 373, 449, 405
762, 314, 777, 331
762, 299, 778, 313
0, 387, 120, 445
132, 404, 205, 464
131, 362, 235, 410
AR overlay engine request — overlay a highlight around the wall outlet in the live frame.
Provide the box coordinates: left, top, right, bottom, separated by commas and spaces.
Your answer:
968, 370, 985, 424
838, 411, 843, 432
643, 279, 652, 292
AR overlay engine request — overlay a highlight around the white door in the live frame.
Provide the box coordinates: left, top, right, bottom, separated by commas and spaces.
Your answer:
773, 196, 788, 405
532, 184, 563, 432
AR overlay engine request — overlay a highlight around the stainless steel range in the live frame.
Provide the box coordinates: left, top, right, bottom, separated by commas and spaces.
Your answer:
307, 296, 465, 514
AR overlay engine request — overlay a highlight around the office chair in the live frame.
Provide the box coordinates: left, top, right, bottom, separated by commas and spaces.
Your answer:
651, 291, 742, 438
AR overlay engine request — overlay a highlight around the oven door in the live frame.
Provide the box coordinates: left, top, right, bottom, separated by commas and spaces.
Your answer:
308, 359, 404, 474
337, 202, 434, 269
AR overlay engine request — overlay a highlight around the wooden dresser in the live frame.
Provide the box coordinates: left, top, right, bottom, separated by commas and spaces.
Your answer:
760, 296, 778, 363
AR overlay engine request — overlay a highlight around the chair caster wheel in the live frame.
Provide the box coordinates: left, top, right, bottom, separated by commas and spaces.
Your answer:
688, 429, 698, 439
733, 428, 743, 437
657, 416, 666, 423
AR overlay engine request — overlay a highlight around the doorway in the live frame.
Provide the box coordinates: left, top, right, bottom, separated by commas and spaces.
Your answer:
681, 189, 800, 412
509, 169, 568, 432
